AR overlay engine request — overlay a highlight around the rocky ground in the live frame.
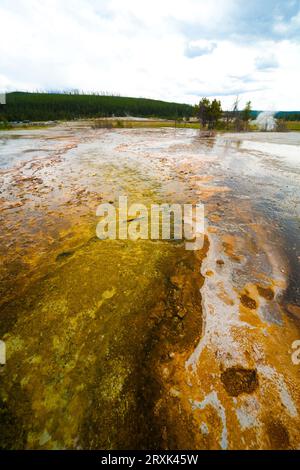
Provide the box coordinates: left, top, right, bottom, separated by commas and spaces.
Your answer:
0, 124, 299, 449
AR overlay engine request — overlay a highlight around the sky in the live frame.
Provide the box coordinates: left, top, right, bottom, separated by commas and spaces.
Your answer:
0, 0, 300, 110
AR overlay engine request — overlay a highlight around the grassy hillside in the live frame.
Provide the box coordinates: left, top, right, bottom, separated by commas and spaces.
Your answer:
0, 92, 194, 122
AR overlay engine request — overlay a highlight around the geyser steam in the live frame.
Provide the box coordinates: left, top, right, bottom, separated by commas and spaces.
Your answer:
254, 111, 277, 131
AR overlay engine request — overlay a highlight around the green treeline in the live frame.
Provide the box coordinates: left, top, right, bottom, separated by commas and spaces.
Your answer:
275, 112, 300, 121
0, 92, 194, 122
1, 92, 300, 124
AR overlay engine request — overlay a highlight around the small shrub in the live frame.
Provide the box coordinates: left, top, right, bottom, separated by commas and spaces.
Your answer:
276, 119, 288, 132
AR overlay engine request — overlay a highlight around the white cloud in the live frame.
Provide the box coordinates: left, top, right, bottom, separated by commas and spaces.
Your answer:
255, 54, 279, 70
273, 9, 300, 35
0, 0, 299, 110
185, 41, 217, 58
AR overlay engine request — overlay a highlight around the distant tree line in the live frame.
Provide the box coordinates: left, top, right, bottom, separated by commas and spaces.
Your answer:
275, 112, 300, 121
2, 91, 299, 126
0, 92, 194, 122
